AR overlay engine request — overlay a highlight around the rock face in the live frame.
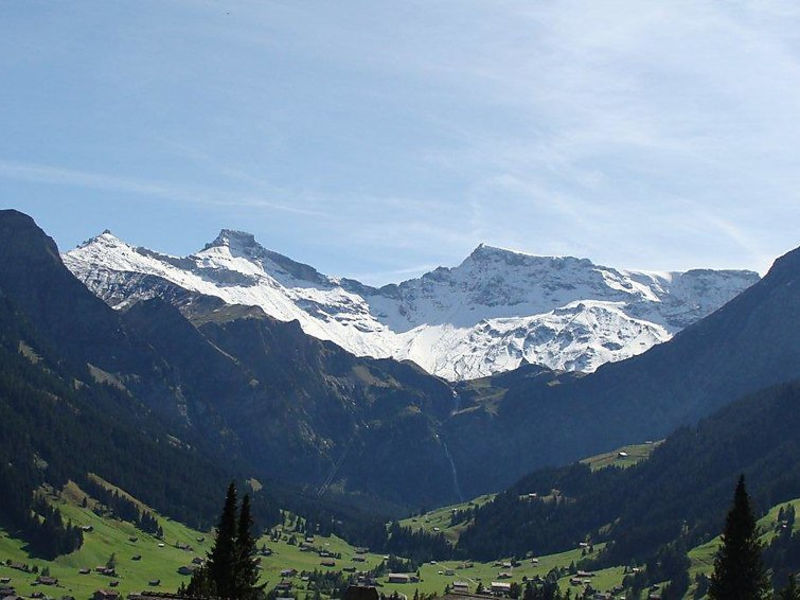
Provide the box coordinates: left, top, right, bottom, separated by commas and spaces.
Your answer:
64, 232, 759, 380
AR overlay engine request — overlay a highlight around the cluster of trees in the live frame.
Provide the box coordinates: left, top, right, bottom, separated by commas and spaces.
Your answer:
184, 483, 264, 600
81, 476, 163, 536
0, 457, 82, 559
382, 522, 454, 562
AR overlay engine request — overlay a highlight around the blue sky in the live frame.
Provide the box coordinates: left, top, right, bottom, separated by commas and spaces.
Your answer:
2, 1, 800, 284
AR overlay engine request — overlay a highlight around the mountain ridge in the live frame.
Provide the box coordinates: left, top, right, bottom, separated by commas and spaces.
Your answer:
64, 229, 759, 380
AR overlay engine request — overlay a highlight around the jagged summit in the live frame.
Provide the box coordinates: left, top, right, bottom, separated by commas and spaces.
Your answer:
203, 229, 259, 253
63, 229, 761, 380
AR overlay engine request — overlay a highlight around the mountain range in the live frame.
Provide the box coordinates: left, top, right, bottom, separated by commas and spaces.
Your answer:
5, 208, 800, 525
63, 230, 759, 380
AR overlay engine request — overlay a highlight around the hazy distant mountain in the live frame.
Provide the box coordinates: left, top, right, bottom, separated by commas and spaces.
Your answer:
64, 230, 758, 380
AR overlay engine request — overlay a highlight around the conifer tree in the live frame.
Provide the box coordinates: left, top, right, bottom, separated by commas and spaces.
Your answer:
207, 481, 239, 598
708, 475, 770, 600
234, 494, 262, 599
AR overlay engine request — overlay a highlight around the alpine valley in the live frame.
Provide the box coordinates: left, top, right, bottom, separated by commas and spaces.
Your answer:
5, 209, 800, 599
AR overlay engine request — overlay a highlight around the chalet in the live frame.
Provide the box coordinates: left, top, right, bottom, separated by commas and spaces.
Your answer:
80, 568, 91, 574
196, 536, 205, 542
529, 558, 539, 565
177, 566, 195, 576
444, 569, 455, 576
110, 581, 120, 588
36, 576, 58, 586
280, 569, 297, 578
490, 582, 512, 596
576, 570, 595, 578
497, 572, 512, 580
320, 559, 336, 567
275, 580, 293, 592
81, 525, 94, 532
0, 578, 10, 584
192, 557, 204, 565
452, 582, 469, 593
387, 574, 411, 584
352, 556, 366, 563
0, 586, 15, 596
129, 537, 138, 542
149, 579, 161, 587
30, 592, 45, 599
93, 590, 120, 600
7, 563, 27, 573
132, 555, 142, 561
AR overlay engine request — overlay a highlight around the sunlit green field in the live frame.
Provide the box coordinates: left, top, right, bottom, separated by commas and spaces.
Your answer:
0, 481, 632, 600
580, 441, 663, 471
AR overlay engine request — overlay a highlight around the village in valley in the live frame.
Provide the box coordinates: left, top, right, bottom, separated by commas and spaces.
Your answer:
0, 443, 719, 600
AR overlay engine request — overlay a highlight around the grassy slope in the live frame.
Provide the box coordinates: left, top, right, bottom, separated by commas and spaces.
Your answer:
0, 483, 631, 600
398, 495, 495, 544
580, 441, 663, 472
0, 441, 673, 599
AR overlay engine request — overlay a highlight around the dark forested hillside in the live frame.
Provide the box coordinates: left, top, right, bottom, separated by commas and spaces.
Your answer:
0, 210, 461, 522
0, 288, 280, 555
457, 379, 800, 568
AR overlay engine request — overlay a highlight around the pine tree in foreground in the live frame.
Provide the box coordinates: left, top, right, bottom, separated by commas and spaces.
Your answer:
207, 482, 239, 598
234, 494, 263, 600
708, 475, 770, 600
185, 482, 264, 599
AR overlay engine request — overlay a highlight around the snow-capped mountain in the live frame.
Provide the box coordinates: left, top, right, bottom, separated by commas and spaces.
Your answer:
63, 230, 760, 380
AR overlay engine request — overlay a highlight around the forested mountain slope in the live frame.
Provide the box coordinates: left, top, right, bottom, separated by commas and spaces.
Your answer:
457, 379, 800, 569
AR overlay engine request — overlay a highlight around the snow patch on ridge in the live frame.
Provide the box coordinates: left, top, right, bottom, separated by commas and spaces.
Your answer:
63, 231, 760, 381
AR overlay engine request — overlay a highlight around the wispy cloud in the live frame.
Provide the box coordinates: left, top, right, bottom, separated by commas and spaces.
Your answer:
2, 1, 800, 279
0, 159, 329, 218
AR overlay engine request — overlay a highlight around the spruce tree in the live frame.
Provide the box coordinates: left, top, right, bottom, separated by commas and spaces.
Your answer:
708, 475, 770, 600
207, 481, 239, 598
234, 494, 262, 599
